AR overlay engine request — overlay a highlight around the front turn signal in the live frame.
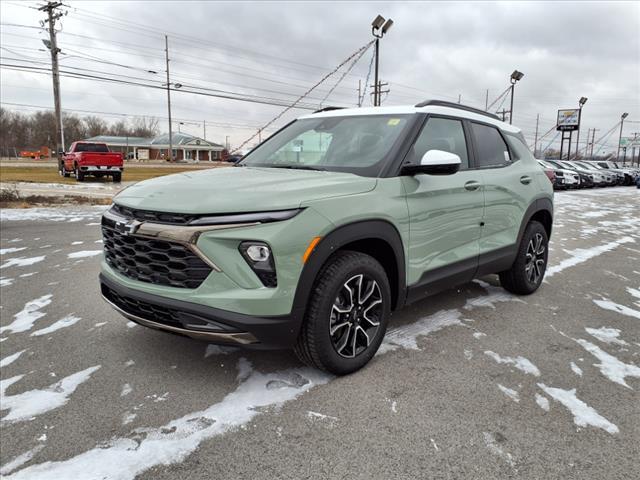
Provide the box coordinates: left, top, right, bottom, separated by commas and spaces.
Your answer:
302, 236, 322, 264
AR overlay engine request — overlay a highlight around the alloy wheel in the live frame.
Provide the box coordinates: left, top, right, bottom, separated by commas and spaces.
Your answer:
525, 233, 546, 284
329, 274, 383, 358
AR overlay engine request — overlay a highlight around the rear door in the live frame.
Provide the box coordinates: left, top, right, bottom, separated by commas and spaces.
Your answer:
402, 116, 484, 290
469, 122, 534, 261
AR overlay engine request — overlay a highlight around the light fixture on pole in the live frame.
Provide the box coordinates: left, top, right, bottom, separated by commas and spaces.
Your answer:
508, 70, 524, 125
371, 14, 393, 107
617, 112, 629, 162
575, 96, 588, 159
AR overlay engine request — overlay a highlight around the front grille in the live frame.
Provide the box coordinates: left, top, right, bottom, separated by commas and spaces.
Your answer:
111, 204, 199, 225
101, 284, 234, 332
102, 224, 212, 289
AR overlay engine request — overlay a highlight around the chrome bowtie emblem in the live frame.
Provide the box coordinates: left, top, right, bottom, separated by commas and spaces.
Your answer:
115, 219, 141, 236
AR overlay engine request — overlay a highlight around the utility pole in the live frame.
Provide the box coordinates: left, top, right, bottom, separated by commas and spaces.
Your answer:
508, 70, 524, 124
485, 89, 489, 111
533, 114, 539, 157
497, 109, 509, 122
589, 128, 598, 158
357, 80, 362, 107
39, 2, 65, 155
203, 120, 206, 140
458, 94, 461, 104
165, 35, 173, 162
616, 112, 629, 161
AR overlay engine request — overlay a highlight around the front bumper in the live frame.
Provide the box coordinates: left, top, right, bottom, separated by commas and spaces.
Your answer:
100, 273, 303, 348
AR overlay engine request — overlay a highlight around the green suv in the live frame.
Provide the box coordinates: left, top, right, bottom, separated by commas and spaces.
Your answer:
100, 100, 553, 374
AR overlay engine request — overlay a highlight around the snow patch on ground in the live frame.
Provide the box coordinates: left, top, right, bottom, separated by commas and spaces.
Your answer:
0, 294, 53, 334
5, 360, 329, 480
485, 351, 540, 376
0, 349, 26, 368
31, 315, 81, 337
306, 411, 338, 423
379, 309, 463, 354
570, 362, 583, 377
574, 338, 640, 389
0, 445, 45, 476
535, 393, 550, 411
1, 256, 46, 269
473, 332, 487, 339
497, 384, 520, 403
0, 206, 106, 223
546, 236, 635, 278
71, 241, 84, 245
1, 366, 101, 423
67, 250, 102, 259
538, 383, 618, 434
586, 327, 629, 346
0, 277, 14, 287
593, 298, 640, 320
120, 384, 132, 397
0, 247, 27, 255
122, 412, 136, 425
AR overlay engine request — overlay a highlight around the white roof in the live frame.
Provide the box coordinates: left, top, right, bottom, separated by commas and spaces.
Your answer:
299, 104, 522, 134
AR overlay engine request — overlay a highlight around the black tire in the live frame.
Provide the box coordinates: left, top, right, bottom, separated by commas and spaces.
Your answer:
294, 251, 391, 375
58, 161, 70, 178
499, 221, 548, 295
75, 165, 85, 182
113, 172, 122, 182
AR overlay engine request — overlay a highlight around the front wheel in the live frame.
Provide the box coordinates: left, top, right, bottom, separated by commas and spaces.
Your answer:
499, 221, 548, 295
58, 161, 70, 177
294, 251, 391, 375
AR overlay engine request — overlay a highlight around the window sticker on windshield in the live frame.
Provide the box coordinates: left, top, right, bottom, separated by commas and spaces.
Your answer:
387, 118, 401, 126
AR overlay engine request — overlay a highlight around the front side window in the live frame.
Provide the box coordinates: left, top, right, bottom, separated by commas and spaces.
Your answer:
471, 123, 511, 168
239, 114, 411, 177
407, 117, 469, 169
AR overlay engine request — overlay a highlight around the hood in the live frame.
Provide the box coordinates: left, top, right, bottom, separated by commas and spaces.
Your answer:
114, 166, 376, 214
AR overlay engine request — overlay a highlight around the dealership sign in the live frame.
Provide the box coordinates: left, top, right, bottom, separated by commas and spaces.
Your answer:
619, 136, 640, 148
557, 109, 580, 131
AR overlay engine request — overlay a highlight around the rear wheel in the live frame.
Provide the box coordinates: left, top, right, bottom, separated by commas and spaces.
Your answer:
499, 221, 548, 295
75, 165, 85, 182
294, 251, 390, 375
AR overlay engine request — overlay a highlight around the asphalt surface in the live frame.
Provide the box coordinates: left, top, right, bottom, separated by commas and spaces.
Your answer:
1, 187, 639, 480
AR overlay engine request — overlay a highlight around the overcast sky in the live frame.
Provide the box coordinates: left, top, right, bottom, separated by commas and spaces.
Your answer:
1, 1, 638, 154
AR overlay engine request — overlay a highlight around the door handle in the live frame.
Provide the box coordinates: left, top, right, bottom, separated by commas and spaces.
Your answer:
464, 180, 481, 191
520, 175, 532, 185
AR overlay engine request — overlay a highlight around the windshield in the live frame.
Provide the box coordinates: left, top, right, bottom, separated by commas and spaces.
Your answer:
574, 161, 593, 170
238, 114, 412, 176
545, 160, 563, 169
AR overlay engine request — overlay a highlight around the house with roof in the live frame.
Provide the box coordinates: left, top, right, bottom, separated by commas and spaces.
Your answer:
83, 132, 225, 161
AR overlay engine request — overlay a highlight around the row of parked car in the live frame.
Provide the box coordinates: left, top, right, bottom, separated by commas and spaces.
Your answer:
537, 159, 640, 189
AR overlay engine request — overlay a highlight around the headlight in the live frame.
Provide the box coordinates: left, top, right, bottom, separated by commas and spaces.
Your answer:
239, 241, 277, 287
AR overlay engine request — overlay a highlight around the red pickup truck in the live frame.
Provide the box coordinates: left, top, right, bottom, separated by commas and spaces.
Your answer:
59, 142, 123, 182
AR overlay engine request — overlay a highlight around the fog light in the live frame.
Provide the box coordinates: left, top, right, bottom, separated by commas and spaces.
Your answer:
246, 244, 270, 262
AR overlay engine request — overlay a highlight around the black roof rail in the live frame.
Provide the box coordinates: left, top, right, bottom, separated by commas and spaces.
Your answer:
313, 106, 345, 114
415, 99, 501, 121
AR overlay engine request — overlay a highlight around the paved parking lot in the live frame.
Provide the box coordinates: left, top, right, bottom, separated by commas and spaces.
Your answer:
1, 187, 639, 480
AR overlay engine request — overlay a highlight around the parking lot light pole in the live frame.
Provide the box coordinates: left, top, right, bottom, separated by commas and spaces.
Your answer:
509, 70, 524, 124
575, 97, 587, 159
617, 112, 629, 162
371, 15, 393, 107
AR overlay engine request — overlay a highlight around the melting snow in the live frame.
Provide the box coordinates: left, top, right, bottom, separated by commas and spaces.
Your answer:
1, 366, 101, 423
0, 349, 26, 368
379, 309, 462, 354
71, 241, 84, 245
0, 277, 14, 287
484, 351, 540, 376
570, 362, 583, 377
120, 384, 132, 397
593, 298, 640, 320
546, 237, 635, 278
0, 247, 27, 255
574, 338, 640, 389
67, 250, 102, 259
5, 360, 329, 480
122, 412, 137, 425
0, 206, 106, 223
538, 383, 618, 434
535, 393, 550, 411
31, 315, 81, 337
497, 384, 520, 403
306, 411, 338, 422
1, 256, 46, 269
585, 327, 628, 346
0, 445, 45, 476
483, 432, 515, 467
473, 332, 487, 339
0, 294, 53, 334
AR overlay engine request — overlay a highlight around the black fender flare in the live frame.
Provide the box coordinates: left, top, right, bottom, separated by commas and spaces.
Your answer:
516, 197, 553, 247
290, 220, 407, 320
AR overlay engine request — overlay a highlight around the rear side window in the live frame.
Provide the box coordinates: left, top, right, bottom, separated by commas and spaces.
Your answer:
471, 123, 511, 168
409, 117, 469, 169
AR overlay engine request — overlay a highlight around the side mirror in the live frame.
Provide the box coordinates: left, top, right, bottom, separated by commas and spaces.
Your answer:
58, 149, 65, 156
403, 149, 461, 175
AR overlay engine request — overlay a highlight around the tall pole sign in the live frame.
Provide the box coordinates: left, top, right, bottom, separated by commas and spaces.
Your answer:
557, 109, 580, 160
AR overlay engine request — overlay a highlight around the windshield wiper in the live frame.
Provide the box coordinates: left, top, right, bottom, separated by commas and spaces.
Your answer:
268, 165, 326, 171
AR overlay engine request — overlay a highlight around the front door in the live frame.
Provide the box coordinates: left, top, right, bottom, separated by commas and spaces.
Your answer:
402, 116, 484, 294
